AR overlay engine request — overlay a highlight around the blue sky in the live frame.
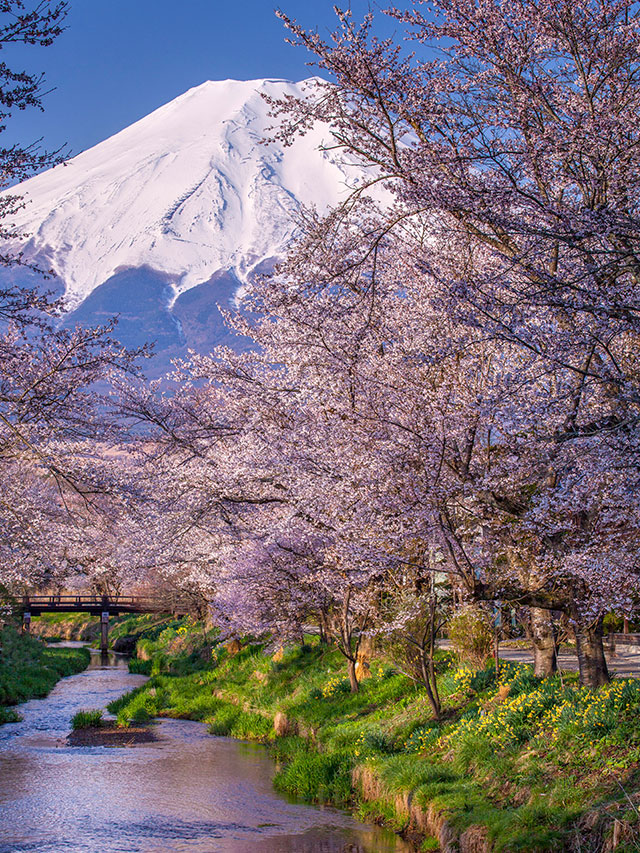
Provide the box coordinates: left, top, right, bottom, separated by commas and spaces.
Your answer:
2, 1, 396, 160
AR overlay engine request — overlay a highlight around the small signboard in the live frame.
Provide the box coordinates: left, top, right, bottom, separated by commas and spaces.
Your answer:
101, 612, 109, 623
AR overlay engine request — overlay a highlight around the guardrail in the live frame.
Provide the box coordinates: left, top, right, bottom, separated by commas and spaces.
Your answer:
608, 633, 640, 648
22, 595, 161, 614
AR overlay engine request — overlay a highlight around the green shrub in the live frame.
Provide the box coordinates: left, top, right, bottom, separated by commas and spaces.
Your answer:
447, 605, 494, 668
0, 707, 20, 724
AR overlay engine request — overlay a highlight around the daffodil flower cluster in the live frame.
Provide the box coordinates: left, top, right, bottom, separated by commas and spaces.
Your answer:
404, 725, 440, 754
452, 667, 475, 695
439, 674, 562, 753
321, 675, 351, 698
434, 669, 640, 760
540, 679, 640, 745
353, 731, 367, 758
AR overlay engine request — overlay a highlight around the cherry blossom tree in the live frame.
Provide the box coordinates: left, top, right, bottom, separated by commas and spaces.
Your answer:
0, 2, 156, 597
108, 0, 640, 694
253, 0, 640, 688
0, 1, 68, 262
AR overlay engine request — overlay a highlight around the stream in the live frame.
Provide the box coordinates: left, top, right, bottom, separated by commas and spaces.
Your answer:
0, 646, 413, 852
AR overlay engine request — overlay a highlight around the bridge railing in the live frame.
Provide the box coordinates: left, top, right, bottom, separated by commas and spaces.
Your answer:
23, 595, 152, 607
18, 594, 189, 614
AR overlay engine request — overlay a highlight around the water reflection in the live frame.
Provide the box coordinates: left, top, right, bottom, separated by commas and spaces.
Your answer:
0, 649, 412, 853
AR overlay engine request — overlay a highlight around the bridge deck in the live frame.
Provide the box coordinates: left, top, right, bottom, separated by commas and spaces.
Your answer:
18, 595, 186, 617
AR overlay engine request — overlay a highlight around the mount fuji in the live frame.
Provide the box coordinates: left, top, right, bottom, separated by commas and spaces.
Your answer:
0, 78, 367, 373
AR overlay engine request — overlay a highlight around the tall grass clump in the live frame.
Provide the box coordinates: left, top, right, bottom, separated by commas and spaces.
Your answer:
71, 709, 103, 729
274, 749, 354, 805
0, 707, 20, 724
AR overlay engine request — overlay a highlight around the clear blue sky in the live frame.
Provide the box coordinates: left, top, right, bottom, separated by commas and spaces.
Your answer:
2, 1, 399, 160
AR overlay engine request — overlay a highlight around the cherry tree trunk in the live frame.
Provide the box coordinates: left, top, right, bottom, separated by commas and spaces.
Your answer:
574, 615, 610, 688
420, 648, 441, 719
318, 609, 330, 644
347, 658, 359, 693
530, 608, 557, 677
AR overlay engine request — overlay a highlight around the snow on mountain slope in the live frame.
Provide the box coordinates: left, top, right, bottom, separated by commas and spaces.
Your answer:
3, 77, 366, 312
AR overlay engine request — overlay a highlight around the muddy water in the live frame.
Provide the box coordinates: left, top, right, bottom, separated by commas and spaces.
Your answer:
0, 647, 412, 853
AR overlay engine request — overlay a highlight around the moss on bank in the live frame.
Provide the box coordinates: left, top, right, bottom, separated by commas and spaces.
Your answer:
107, 622, 640, 851
0, 626, 91, 722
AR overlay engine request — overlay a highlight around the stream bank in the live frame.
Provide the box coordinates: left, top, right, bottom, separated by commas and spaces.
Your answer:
0, 645, 411, 853
0, 626, 90, 722
110, 619, 640, 852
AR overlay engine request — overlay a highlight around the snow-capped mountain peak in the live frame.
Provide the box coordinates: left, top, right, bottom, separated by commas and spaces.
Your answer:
0, 77, 373, 374
4, 77, 360, 315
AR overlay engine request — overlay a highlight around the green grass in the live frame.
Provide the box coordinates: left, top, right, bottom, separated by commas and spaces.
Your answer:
31, 612, 100, 642
0, 626, 91, 716
0, 706, 21, 724
274, 748, 354, 805
32, 612, 190, 648
71, 708, 103, 729
106, 619, 640, 850
109, 613, 176, 646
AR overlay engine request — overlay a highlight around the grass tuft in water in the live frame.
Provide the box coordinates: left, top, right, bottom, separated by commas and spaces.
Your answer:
71, 709, 103, 729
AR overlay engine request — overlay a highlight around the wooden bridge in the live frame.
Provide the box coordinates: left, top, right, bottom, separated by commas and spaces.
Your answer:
19, 594, 189, 651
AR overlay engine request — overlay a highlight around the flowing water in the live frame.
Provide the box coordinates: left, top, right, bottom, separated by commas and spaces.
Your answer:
0, 647, 412, 853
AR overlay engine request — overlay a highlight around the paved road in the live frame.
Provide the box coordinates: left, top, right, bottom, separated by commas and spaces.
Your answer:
437, 639, 640, 678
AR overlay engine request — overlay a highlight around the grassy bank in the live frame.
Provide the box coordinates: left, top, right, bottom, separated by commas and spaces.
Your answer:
31, 611, 184, 651
31, 612, 101, 642
108, 622, 640, 852
0, 626, 91, 722
108, 613, 203, 657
